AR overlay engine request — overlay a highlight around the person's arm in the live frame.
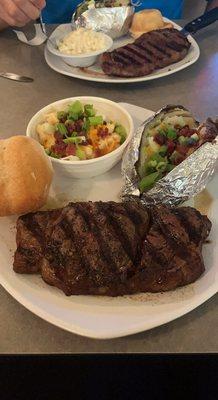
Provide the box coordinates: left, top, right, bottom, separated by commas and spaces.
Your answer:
206, 0, 218, 11
0, 0, 46, 31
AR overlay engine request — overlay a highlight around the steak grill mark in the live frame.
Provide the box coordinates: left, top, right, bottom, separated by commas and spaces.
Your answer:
101, 28, 191, 78
13, 202, 211, 296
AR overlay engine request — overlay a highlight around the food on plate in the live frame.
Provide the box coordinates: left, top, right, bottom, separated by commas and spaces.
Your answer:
136, 107, 218, 193
13, 201, 211, 296
36, 100, 127, 160
57, 28, 109, 55
100, 28, 191, 77
129, 9, 173, 38
75, 0, 131, 19
0, 136, 53, 217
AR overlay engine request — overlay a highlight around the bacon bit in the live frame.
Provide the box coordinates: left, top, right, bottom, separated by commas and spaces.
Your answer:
154, 133, 166, 145
66, 122, 75, 134
97, 126, 109, 138
94, 148, 101, 158
176, 144, 188, 156
178, 126, 197, 137
74, 119, 83, 132
52, 142, 67, 157
65, 144, 76, 156
54, 132, 63, 142
174, 153, 185, 165
167, 140, 175, 154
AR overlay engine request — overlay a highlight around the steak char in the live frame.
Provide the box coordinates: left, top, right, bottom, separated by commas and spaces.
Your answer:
100, 28, 191, 78
13, 202, 211, 296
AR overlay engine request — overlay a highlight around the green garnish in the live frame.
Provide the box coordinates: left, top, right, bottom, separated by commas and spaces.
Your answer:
88, 116, 103, 126
139, 171, 161, 193
45, 148, 51, 156
84, 104, 95, 117
178, 135, 188, 145
67, 101, 83, 120
115, 124, 127, 144
166, 127, 177, 140
57, 111, 67, 121
165, 163, 175, 172
56, 123, 68, 136
63, 137, 83, 144
156, 161, 167, 172
159, 145, 167, 156
82, 119, 90, 132
76, 147, 86, 160
50, 152, 61, 159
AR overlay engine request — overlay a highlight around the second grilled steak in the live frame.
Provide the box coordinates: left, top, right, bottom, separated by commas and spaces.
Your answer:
13, 202, 211, 296
101, 28, 191, 77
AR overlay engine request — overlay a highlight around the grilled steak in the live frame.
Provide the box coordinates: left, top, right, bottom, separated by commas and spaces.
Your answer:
13, 202, 211, 296
100, 28, 191, 78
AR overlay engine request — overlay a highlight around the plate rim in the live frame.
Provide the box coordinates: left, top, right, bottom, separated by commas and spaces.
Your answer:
0, 271, 217, 339
44, 20, 200, 84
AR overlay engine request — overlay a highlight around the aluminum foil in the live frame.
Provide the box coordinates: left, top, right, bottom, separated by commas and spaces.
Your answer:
121, 106, 218, 207
72, 3, 135, 39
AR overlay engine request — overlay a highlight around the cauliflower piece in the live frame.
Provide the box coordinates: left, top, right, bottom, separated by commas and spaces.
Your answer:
36, 123, 56, 150
84, 145, 94, 159
44, 112, 59, 125
107, 122, 115, 134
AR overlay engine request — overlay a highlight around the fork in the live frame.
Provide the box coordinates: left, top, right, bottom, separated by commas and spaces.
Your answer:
39, 13, 55, 46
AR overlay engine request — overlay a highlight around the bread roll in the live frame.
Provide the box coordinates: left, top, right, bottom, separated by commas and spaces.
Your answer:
0, 136, 54, 216
130, 9, 173, 38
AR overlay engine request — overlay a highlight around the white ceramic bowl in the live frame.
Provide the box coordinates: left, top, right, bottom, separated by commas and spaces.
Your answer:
47, 30, 113, 68
26, 97, 134, 179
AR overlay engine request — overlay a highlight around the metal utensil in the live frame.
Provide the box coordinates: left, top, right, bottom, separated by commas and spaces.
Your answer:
0, 72, 33, 82
181, 7, 218, 36
39, 13, 55, 46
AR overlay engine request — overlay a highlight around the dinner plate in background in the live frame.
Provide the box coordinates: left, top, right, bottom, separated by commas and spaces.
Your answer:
44, 20, 200, 84
0, 103, 217, 339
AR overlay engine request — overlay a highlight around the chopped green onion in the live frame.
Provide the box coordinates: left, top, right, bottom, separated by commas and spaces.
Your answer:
88, 116, 103, 126
56, 123, 68, 136
115, 124, 127, 144
139, 171, 161, 193
57, 111, 67, 121
156, 161, 167, 172
68, 101, 83, 119
82, 119, 90, 132
50, 152, 61, 159
178, 135, 188, 145
76, 147, 86, 160
63, 137, 83, 144
149, 153, 166, 164
147, 160, 157, 169
165, 163, 175, 172
159, 145, 167, 156
84, 104, 95, 117
166, 128, 177, 140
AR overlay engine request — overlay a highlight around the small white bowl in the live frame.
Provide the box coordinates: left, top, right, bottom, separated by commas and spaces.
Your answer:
47, 30, 113, 68
26, 97, 134, 179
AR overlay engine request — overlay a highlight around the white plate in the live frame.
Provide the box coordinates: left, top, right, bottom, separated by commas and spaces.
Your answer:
44, 21, 200, 84
0, 103, 217, 339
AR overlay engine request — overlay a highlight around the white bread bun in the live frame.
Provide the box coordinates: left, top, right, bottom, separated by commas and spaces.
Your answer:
130, 9, 173, 38
0, 135, 54, 216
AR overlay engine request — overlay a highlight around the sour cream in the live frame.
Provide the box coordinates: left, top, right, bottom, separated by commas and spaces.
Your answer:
57, 28, 107, 55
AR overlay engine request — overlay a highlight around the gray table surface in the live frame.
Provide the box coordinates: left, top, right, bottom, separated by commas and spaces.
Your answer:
0, 21, 217, 353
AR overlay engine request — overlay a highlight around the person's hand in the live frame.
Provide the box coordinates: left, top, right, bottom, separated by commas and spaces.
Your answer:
0, 0, 46, 28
